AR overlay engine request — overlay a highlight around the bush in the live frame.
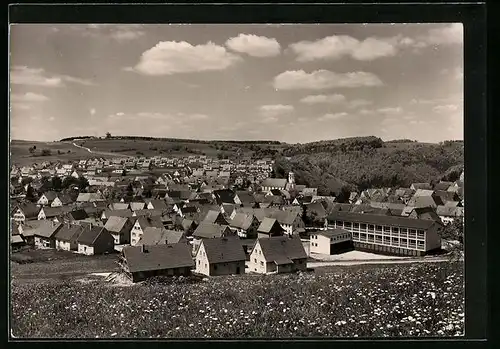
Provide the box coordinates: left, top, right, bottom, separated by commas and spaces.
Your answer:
41, 149, 52, 156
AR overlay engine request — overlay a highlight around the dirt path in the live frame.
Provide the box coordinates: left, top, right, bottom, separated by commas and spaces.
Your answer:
66, 141, 133, 158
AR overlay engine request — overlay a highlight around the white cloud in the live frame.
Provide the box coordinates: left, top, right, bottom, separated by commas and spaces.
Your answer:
433, 104, 459, 114
90, 108, 96, 116
258, 104, 294, 117
49, 117, 55, 122
11, 92, 49, 102
188, 113, 209, 120
273, 70, 383, 90
359, 109, 377, 116
289, 35, 398, 62
300, 94, 346, 104
377, 107, 403, 115
423, 23, 463, 45
130, 41, 242, 76
347, 99, 373, 109
11, 66, 94, 87
226, 34, 281, 57
318, 112, 349, 121
11, 103, 31, 111
260, 116, 279, 124
116, 112, 125, 116
110, 26, 145, 41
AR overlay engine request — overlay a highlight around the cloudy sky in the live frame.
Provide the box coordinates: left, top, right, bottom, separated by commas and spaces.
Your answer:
10, 23, 463, 143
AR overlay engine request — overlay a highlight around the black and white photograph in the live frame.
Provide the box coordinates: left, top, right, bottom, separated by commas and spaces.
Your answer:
9, 22, 465, 339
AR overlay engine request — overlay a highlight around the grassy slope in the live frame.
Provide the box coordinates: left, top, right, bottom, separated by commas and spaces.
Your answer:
10, 262, 464, 338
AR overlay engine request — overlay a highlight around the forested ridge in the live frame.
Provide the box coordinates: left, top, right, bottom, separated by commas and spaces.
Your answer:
274, 137, 464, 195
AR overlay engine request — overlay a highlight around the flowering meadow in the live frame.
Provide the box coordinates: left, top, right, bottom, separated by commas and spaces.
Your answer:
11, 262, 464, 338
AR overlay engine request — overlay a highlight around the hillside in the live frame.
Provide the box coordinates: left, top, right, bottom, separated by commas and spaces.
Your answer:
274, 137, 464, 195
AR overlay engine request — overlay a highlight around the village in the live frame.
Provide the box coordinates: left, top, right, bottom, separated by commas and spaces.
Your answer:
10, 152, 465, 283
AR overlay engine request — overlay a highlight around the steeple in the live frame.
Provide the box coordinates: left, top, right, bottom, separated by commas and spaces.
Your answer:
288, 171, 295, 185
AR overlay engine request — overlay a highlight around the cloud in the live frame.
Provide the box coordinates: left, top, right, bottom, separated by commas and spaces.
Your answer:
433, 104, 459, 114
226, 34, 281, 57
49, 117, 55, 122
11, 66, 94, 87
300, 94, 346, 104
110, 25, 145, 41
377, 107, 403, 115
11, 92, 49, 102
258, 104, 294, 117
116, 112, 125, 116
422, 23, 463, 45
318, 112, 349, 121
188, 113, 209, 120
11, 103, 31, 111
129, 41, 242, 76
273, 70, 383, 90
289, 35, 398, 62
359, 109, 377, 116
70, 24, 146, 42
347, 99, 373, 109
90, 108, 96, 116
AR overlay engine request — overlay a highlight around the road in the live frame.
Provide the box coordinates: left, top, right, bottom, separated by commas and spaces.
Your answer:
307, 255, 458, 268
67, 142, 133, 158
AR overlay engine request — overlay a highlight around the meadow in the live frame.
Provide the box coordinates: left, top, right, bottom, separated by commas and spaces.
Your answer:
10, 262, 464, 339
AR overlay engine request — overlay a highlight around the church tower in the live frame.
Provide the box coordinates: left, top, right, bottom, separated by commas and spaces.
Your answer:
288, 171, 295, 185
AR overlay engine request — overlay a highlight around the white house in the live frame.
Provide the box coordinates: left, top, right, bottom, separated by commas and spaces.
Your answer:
248, 236, 307, 274
194, 237, 246, 276
310, 229, 353, 255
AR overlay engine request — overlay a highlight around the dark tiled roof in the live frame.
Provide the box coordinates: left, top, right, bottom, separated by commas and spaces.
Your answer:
327, 211, 438, 230
137, 227, 185, 245
40, 206, 72, 218
261, 178, 287, 188
257, 218, 282, 233
200, 237, 246, 263
66, 209, 89, 221
104, 216, 130, 233
54, 224, 85, 242
235, 192, 255, 204
269, 210, 300, 226
34, 221, 63, 238
103, 209, 134, 218
193, 222, 231, 239
134, 209, 164, 217
257, 236, 307, 262
76, 226, 110, 246
203, 210, 226, 224
229, 213, 255, 231
136, 216, 164, 229
123, 243, 194, 273
148, 200, 169, 210
15, 202, 40, 218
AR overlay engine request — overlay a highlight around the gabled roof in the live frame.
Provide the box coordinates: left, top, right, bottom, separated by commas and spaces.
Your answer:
76, 193, 104, 202
134, 209, 165, 217
229, 213, 256, 231
123, 243, 194, 273
411, 183, 432, 190
409, 207, 442, 222
148, 200, 169, 210
137, 227, 186, 245
414, 189, 435, 197
104, 216, 131, 233
193, 222, 231, 239
304, 202, 327, 218
136, 216, 164, 229
54, 224, 85, 242
257, 217, 283, 233
434, 182, 454, 191
14, 202, 40, 218
181, 218, 196, 231
103, 209, 134, 218
269, 210, 301, 226
41, 191, 58, 202
261, 178, 287, 188
40, 206, 72, 218
407, 196, 439, 208
350, 204, 391, 216
109, 202, 129, 210
55, 194, 74, 205
76, 226, 110, 246
34, 221, 63, 238
235, 191, 255, 205
65, 209, 89, 221
129, 202, 146, 211
203, 210, 227, 224
436, 205, 464, 217
213, 189, 236, 204
257, 236, 307, 263
200, 237, 246, 263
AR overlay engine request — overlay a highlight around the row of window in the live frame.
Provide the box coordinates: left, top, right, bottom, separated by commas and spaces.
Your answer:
332, 221, 425, 238
352, 233, 425, 249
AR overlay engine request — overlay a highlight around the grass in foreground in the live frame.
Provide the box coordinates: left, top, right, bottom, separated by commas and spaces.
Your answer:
10, 262, 464, 339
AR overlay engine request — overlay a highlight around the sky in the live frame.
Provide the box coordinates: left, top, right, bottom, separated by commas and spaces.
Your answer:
9, 23, 463, 143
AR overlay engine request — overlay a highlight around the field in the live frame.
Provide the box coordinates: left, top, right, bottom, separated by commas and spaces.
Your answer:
10, 140, 120, 166
10, 261, 464, 338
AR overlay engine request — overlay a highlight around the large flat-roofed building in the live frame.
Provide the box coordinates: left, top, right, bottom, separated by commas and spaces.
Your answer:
326, 211, 443, 257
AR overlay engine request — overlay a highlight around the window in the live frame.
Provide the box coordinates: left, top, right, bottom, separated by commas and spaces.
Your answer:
367, 235, 374, 243
336, 221, 343, 227
417, 230, 425, 239
360, 224, 367, 230
353, 223, 359, 229
368, 224, 375, 231
254, 258, 257, 263
401, 228, 408, 233
375, 236, 382, 243
360, 233, 367, 240
383, 226, 391, 232
393, 227, 400, 234
401, 238, 408, 245
214, 265, 218, 270
205, 264, 207, 268
344, 222, 352, 228
198, 260, 200, 265
376, 225, 382, 232
383, 236, 390, 244
260, 261, 264, 266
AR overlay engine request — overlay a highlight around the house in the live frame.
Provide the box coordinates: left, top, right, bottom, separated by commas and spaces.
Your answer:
109, 202, 130, 211
310, 229, 353, 255
129, 202, 146, 211
229, 213, 260, 239
37, 206, 70, 221
410, 183, 432, 191
51, 194, 74, 207
12, 202, 40, 223
76, 226, 115, 255
33, 221, 63, 249
11, 234, 25, 250
413, 189, 435, 197
407, 195, 440, 209
432, 190, 460, 204
436, 205, 464, 225
133, 209, 164, 218
257, 218, 285, 238
213, 189, 236, 205
193, 222, 234, 240
434, 181, 454, 191
54, 223, 85, 251
408, 207, 443, 223
248, 236, 308, 274
121, 243, 194, 283
260, 178, 287, 192
202, 210, 229, 225
221, 203, 237, 217
268, 210, 305, 236
147, 200, 169, 211
130, 216, 164, 246
76, 193, 104, 203
303, 202, 328, 225
326, 211, 443, 256
233, 191, 256, 207
37, 191, 58, 206
180, 218, 197, 235
104, 216, 134, 245
178, 206, 198, 218
101, 209, 133, 221
136, 227, 186, 245
194, 237, 246, 276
